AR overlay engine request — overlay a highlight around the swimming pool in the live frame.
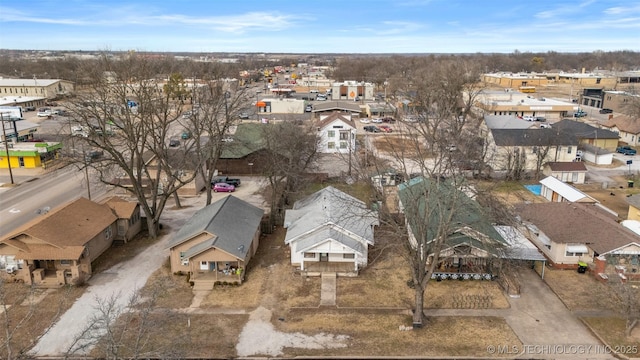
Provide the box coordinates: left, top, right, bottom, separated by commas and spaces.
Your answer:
524, 184, 542, 196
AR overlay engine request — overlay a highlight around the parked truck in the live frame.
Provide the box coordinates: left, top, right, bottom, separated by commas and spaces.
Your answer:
212, 176, 241, 187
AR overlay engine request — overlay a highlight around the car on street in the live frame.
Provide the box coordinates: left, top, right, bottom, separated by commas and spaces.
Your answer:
359, 118, 371, 124
213, 183, 235, 192
617, 146, 637, 155
573, 110, 587, 118
305, 105, 313, 112
181, 131, 191, 139
363, 125, 381, 133
372, 118, 383, 123
169, 139, 180, 147
379, 125, 393, 133
599, 108, 613, 114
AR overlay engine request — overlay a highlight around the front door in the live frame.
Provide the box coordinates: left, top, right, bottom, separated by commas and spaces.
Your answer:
18, 157, 25, 167
319, 253, 329, 262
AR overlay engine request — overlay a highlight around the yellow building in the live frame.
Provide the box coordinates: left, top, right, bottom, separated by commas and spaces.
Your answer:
0, 79, 74, 99
483, 73, 548, 88
0, 142, 62, 169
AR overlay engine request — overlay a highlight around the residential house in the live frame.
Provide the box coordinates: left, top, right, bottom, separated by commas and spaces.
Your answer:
284, 186, 378, 274
486, 128, 579, 174
166, 195, 264, 290
104, 197, 142, 243
397, 177, 508, 278
553, 119, 619, 152
625, 194, 640, 221
539, 176, 597, 203
542, 162, 588, 184
515, 202, 640, 269
218, 123, 272, 175
316, 112, 357, 154
0, 197, 120, 287
601, 114, 640, 147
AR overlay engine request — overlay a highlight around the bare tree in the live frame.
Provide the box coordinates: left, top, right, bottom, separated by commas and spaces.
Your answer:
0, 281, 71, 360
261, 121, 320, 227
66, 52, 196, 238
65, 286, 189, 359
609, 276, 640, 337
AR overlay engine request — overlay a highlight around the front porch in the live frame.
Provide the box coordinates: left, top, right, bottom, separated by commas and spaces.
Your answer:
301, 261, 358, 277
189, 260, 245, 290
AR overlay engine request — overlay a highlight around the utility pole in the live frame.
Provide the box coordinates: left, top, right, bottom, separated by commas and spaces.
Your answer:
1, 112, 15, 185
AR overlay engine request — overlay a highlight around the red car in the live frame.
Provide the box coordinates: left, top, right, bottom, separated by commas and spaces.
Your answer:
213, 183, 235, 192
379, 125, 393, 133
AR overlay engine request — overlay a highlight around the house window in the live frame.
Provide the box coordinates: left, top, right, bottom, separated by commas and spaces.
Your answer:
60, 260, 71, 265
104, 227, 112, 240
328, 142, 335, 149
328, 130, 335, 138
572, 172, 579, 183
180, 252, 189, 266
339, 131, 349, 140
200, 261, 208, 270
532, 146, 538, 154
343, 253, 355, 259
567, 147, 572, 154
565, 250, 585, 257
340, 142, 347, 149
304, 252, 315, 258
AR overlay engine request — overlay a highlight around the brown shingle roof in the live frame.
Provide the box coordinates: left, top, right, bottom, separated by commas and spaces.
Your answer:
2, 197, 117, 247
602, 114, 640, 135
514, 202, 638, 254
316, 112, 356, 129
104, 197, 138, 218
546, 162, 588, 172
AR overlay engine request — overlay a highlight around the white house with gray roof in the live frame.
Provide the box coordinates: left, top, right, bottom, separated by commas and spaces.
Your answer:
284, 186, 378, 274
166, 195, 264, 290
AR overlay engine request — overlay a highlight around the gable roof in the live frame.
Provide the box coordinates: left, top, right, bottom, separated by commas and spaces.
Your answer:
545, 162, 588, 172
625, 194, 640, 209
553, 119, 619, 139
490, 128, 578, 147
167, 195, 264, 259
514, 202, 638, 254
284, 186, 378, 248
220, 123, 267, 159
104, 197, 138, 218
316, 112, 356, 130
539, 176, 596, 203
484, 115, 537, 130
1, 197, 117, 247
397, 177, 506, 254
602, 114, 640, 135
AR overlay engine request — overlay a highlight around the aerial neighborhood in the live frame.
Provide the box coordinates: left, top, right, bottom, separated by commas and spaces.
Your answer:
0, 49, 639, 359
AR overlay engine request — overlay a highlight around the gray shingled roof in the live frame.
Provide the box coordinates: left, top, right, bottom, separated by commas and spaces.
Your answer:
491, 128, 579, 146
167, 195, 264, 259
284, 186, 378, 249
553, 119, 620, 139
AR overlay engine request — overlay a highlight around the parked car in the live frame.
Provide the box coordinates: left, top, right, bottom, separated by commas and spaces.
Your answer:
535, 117, 546, 122
85, 150, 104, 162
37, 108, 52, 117
540, 123, 552, 128
239, 112, 250, 119
382, 117, 396, 123
574, 110, 587, 118
212, 176, 241, 187
169, 139, 180, 147
372, 118, 383, 123
181, 131, 191, 139
617, 146, 637, 155
379, 125, 393, 133
24, 106, 36, 112
309, 89, 319, 94
599, 108, 613, 114
522, 115, 535, 121
305, 105, 313, 112
363, 125, 381, 133
213, 183, 235, 193
359, 118, 371, 124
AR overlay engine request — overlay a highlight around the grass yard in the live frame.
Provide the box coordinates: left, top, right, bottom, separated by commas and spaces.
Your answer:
543, 267, 618, 312
583, 317, 640, 351
275, 311, 520, 357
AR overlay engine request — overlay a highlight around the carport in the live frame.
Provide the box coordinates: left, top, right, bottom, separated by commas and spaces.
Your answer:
495, 225, 548, 279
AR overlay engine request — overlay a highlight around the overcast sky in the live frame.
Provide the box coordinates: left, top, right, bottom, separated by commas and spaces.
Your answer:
1, 0, 639, 53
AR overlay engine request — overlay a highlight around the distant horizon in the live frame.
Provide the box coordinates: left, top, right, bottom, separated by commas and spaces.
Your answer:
1, 0, 639, 53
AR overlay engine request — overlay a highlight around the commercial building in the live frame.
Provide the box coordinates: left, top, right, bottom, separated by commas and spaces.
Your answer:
0, 79, 74, 99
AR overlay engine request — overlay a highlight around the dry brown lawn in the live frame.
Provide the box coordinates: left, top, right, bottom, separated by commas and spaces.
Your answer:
583, 317, 640, 351
373, 134, 431, 157
0, 284, 84, 359
275, 311, 520, 357
543, 267, 617, 312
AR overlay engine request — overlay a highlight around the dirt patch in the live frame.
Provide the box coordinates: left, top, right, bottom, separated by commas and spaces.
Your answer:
583, 317, 640, 351
579, 186, 640, 219
543, 268, 618, 312
372, 134, 430, 157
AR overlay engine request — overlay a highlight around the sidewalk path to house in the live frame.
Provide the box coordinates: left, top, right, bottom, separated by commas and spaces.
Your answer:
30, 195, 206, 357
428, 269, 613, 360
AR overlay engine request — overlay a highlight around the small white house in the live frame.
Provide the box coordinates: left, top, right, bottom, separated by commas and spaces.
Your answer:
284, 186, 378, 274
316, 112, 357, 154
